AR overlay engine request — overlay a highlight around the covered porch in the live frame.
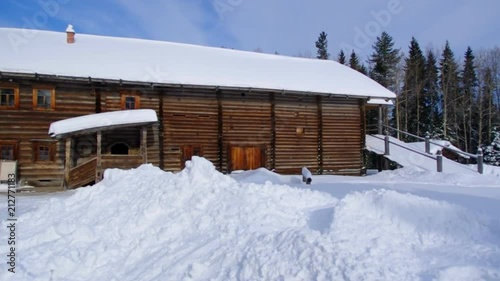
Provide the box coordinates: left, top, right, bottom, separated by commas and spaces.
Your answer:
49, 109, 158, 189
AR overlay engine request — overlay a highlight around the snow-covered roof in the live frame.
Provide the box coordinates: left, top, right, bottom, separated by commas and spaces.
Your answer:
0, 27, 395, 99
49, 109, 158, 138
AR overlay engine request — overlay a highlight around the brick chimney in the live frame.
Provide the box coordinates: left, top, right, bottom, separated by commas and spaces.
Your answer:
66, 24, 75, 44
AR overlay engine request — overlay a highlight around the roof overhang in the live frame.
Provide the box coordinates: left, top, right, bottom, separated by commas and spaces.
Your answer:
1, 71, 393, 101
49, 109, 158, 139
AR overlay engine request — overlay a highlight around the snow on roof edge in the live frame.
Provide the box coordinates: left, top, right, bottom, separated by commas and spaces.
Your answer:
49, 109, 158, 138
367, 98, 394, 106
2, 70, 393, 100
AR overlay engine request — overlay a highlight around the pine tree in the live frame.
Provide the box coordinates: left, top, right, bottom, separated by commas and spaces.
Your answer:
315, 31, 330, 60
460, 47, 478, 152
349, 50, 361, 71
402, 37, 426, 136
439, 41, 460, 141
369, 32, 401, 133
359, 64, 368, 75
337, 50, 346, 65
423, 50, 441, 136
369, 32, 402, 90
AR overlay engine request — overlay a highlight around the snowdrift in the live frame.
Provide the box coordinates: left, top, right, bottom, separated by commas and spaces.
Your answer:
1, 157, 499, 281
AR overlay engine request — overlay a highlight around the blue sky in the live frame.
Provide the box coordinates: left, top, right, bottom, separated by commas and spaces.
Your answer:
1, 0, 499, 62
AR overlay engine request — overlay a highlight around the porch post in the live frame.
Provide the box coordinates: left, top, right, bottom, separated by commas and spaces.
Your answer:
96, 131, 102, 183
64, 137, 72, 189
378, 105, 383, 135
141, 126, 148, 163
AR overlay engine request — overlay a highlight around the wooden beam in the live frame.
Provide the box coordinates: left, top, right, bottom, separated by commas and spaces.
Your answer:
217, 89, 223, 171
95, 88, 101, 113
270, 92, 276, 171
360, 100, 367, 175
159, 91, 165, 170
64, 138, 72, 190
317, 96, 323, 175
141, 126, 148, 163
96, 131, 102, 183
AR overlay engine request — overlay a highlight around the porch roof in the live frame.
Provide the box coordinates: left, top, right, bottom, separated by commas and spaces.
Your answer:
49, 109, 158, 139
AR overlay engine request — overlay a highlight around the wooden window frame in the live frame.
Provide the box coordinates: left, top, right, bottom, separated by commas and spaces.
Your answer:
33, 141, 56, 162
120, 91, 141, 110
32, 85, 56, 110
0, 83, 20, 110
0, 140, 19, 161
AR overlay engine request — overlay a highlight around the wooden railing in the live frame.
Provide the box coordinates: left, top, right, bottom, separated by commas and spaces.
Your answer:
372, 125, 484, 174
101, 155, 144, 170
67, 157, 97, 189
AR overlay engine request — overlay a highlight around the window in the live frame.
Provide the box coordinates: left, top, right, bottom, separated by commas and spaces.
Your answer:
120, 92, 140, 110
0, 141, 18, 160
125, 96, 136, 109
0, 84, 19, 109
33, 86, 55, 110
33, 142, 56, 162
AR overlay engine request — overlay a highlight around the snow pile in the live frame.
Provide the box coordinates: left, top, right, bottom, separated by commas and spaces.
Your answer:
330, 190, 500, 280
1, 157, 500, 280
373, 165, 500, 186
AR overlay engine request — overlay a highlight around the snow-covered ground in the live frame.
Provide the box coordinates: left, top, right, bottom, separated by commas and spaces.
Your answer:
1, 157, 499, 281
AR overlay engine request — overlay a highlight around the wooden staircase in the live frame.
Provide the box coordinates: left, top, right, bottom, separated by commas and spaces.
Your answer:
66, 157, 97, 189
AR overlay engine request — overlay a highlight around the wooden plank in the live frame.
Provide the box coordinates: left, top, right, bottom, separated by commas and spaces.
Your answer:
68, 157, 96, 189
64, 138, 72, 189
217, 90, 223, 171
317, 95, 323, 174
141, 126, 147, 163
96, 131, 102, 183
270, 93, 276, 170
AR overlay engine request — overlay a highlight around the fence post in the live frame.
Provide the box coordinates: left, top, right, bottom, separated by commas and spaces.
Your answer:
425, 131, 431, 154
384, 130, 390, 156
436, 150, 443, 172
477, 147, 484, 174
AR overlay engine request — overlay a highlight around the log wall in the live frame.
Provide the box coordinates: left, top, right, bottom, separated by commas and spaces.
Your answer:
322, 98, 363, 175
221, 91, 272, 172
1, 77, 367, 189
274, 94, 319, 174
0, 81, 95, 186
162, 89, 219, 171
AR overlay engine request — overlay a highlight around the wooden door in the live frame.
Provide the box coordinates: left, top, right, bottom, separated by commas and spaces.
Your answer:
230, 145, 265, 172
181, 145, 202, 168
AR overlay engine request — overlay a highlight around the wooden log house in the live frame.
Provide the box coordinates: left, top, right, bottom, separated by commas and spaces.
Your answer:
0, 26, 395, 190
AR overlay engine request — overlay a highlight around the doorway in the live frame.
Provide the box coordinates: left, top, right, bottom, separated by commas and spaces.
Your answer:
181, 145, 203, 169
229, 145, 265, 172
